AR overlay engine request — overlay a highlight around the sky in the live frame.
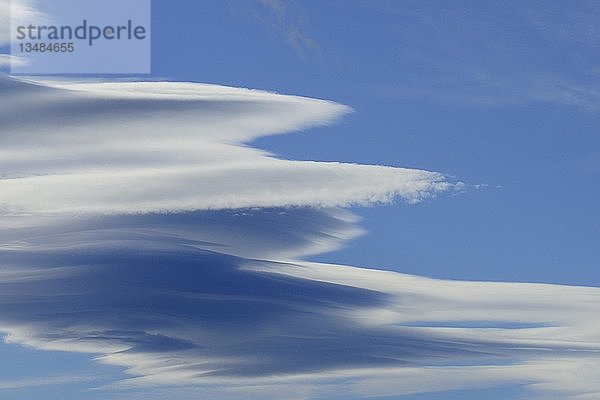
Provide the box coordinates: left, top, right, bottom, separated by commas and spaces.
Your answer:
0, 1, 600, 399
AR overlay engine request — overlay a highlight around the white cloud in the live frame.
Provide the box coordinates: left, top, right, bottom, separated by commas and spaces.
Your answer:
0, 1, 597, 399
0, 0, 10, 47
0, 0, 50, 47
0, 76, 450, 215
0, 0, 48, 74
345, 359, 600, 398
1, 74, 596, 400
1, 225, 599, 398
0, 54, 29, 69
0, 374, 93, 390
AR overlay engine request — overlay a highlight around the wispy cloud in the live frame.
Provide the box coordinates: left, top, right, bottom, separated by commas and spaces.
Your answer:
0, 0, 51, 46
1, 73, 599, 399
1, 209, 599, 399
0, 66, 597, 400
0, 77, 450, 215
0, 374, 93, 390
0, 0, 50, 72
236, 0, 321, 57
1, 1, 598, 399
0, 0, 12, 48
0, 54, 29, 69
363, 1, 600, 111
0, 74, 456, 398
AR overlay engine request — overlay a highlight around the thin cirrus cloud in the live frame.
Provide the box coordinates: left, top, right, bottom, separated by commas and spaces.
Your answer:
0, 74, 599, 400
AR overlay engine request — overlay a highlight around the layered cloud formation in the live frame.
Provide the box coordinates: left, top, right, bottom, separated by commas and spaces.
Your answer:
0, 76, 449, 214
1, 76, 599, 400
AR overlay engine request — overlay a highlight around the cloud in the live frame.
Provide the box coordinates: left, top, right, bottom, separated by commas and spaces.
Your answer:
362, 1, 600, 111
0, 54, 29, 70
0, 76, 450, 215
235, 0, 321, 57
0, 55, 11, 68
0, 0, 10, 47
0, 0, 48, 73
1, 210, 599, 399
0, 374, 93, 390
0, 0, 50, 47
0, 74, 597, 400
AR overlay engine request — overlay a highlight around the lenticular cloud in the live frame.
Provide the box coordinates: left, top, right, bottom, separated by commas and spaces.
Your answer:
0, 76, 449, 215
1, 75, 599, 400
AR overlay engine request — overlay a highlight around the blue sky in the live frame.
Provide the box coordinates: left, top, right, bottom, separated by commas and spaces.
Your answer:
1, 1, 600, 399
149, 0, 600, 284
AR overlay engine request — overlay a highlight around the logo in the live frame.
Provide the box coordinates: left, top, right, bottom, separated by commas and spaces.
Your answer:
10, 0, 151, 74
